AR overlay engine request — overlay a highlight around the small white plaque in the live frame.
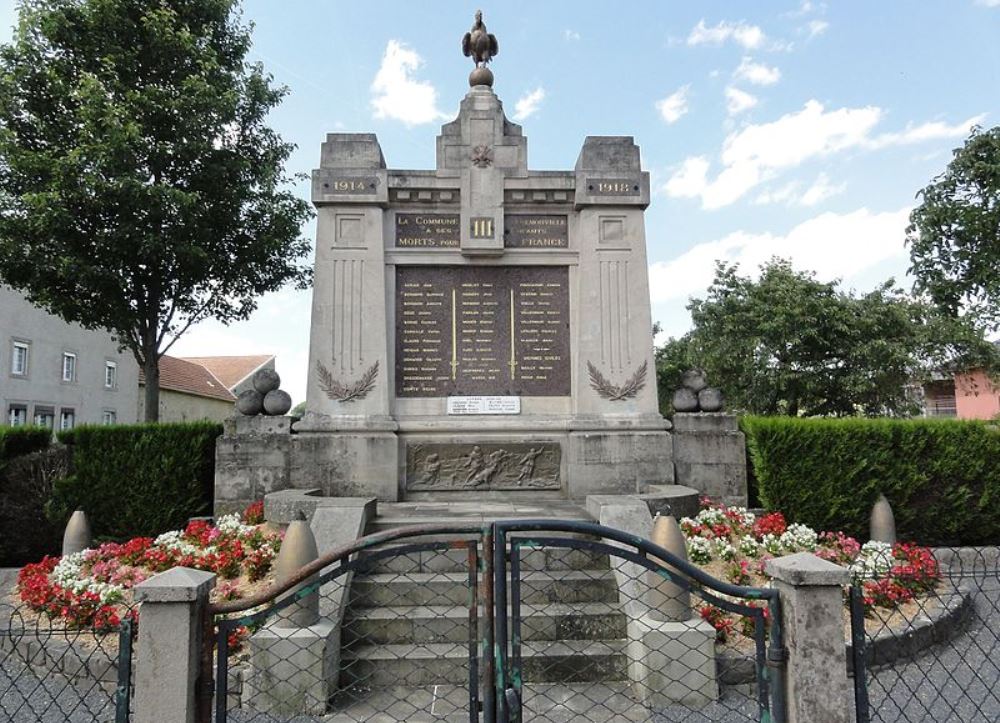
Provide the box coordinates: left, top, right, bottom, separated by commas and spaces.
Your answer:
447, 396, 521, 415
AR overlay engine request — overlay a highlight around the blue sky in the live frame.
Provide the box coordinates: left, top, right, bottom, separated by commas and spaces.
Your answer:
1, 1, 998, 403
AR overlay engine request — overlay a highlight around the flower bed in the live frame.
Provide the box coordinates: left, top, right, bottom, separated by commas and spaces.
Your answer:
680, 499, 941, 643
12, 501, 280, 637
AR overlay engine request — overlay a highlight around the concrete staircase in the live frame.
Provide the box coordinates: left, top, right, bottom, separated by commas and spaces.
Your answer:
338, 502, 631, 690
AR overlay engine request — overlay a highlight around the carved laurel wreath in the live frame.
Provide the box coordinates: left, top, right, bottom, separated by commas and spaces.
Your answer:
316, 360, 379, 403
471, 144, 494, 168
587, 360, 648, 401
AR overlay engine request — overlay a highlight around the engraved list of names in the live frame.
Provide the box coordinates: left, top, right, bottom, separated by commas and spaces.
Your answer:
395, 266, 570, 397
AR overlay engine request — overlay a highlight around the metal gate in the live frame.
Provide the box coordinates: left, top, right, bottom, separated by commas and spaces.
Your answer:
209, 520, 785, 722
850, 547, 1000, 723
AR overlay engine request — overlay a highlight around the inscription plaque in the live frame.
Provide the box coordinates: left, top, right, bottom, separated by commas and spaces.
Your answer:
447, 396, 521, 415
395, 213, 460, 247
587, 178, 641, 196
407, 442, 561, 491
504, 215, 569, 248
395, 265, 570, 397
319, 176, 378, 194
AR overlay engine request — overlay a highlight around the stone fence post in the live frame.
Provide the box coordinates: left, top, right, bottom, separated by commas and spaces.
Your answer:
134, 567, 216, 723
765, 552, 853, 723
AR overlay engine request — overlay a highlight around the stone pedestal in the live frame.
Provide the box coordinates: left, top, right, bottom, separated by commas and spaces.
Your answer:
244, 623, 339, 716
627, 616, 718, 707
672, 413, 747, 506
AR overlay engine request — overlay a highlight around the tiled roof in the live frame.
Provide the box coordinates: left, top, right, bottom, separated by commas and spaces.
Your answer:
138, 356, 237, 402
179, 355, 274, 391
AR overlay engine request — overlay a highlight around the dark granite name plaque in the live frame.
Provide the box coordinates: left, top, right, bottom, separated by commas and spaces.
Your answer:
395, 213, 460, 247
407, 442, 561, 491
504, 215, 569, 248
395, 265, 570, 397
586, 178, 641, 196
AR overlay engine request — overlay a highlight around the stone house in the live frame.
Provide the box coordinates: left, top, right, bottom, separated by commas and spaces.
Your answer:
0, 285, 139, 430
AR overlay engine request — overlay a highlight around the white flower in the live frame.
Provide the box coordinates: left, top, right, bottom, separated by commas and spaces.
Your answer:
739, 535, 762, 558
779, 523, 818, 552
714, 540, 737, 561
153, 530, 200, 556
696, 508, 727, 527
687, 537, 713, 563
849, 541, 895, 579
216, 513, 254, 537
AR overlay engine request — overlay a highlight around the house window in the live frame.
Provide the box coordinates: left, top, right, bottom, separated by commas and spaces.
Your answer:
62, 352, 77, 382
924, 380, 957, 418
11, 341, 29, 376
33, 407, 55, 429
59, 409, 75, 431
105, 361, 117, 389
102, 410, 117, 425
8, 405, 27, 426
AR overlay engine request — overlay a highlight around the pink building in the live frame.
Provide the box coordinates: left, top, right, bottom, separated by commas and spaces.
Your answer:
924, 369, 1000, 420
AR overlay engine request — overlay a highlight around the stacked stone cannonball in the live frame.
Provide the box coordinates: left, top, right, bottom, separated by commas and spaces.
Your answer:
672, 369, 724, 413
235, 369, 293, 417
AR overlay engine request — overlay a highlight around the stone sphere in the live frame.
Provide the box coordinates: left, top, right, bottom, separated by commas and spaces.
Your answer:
469, 66, 494, 88
672, 387, 699, 413
681, 369, 708, 393
263, 389, 292, 416
698, 387, 724, 412
252, 368, 281, 394
235, 389, 264, 416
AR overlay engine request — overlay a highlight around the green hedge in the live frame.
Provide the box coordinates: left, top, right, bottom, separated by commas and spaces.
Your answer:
49, 422, 223, 541
742, 416, 1000, 545
0, 426, 51, 464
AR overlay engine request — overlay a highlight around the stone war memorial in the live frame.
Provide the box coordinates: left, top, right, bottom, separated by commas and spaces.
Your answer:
214, 14, 747, 513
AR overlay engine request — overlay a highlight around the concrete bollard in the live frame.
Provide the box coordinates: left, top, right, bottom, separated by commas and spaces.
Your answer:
870, 493, 896, 545
61, 510, 91, 557
272, 513, 320, 627
647, 514, 692, 621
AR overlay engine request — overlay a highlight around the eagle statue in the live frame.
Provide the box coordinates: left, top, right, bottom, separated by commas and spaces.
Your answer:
462, 10, 499, 67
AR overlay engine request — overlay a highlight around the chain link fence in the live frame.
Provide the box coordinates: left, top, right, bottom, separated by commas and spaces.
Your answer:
214, 523, 781, 722
0, 596, 135, 722
854, 546, 1000, 723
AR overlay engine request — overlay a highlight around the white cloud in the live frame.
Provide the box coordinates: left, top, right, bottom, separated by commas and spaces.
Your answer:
975, 0, 1000, 7
800, 173, 846, 206
664, 100, 881, 208
370, 40, 446, 126
734, 57, 781, 86
655, 85, 690, 124
662, 156, 710, 199
563, 29, 581, 41
868, 114, 986, 148
755, 174, 845, 207
687, 19, 765, 49
806, 19, 830, 37
725, 86, 758, 115
648, 207, 910, 302
513, 87, 546, 121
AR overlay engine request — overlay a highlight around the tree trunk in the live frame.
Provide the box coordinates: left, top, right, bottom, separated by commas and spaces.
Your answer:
143, 354, 160, 423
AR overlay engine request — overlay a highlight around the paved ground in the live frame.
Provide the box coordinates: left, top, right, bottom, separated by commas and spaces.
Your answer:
0, 656, 121, 722
864, 573, 1000, 723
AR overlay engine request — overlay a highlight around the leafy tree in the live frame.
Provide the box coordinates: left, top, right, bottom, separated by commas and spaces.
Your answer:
654, 333, 693, 415
672, 259, 997, 417
907, 125, 1000, 329
0, 0, 312, 421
